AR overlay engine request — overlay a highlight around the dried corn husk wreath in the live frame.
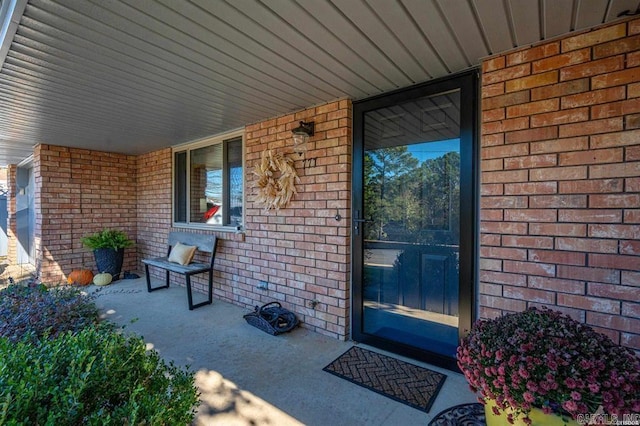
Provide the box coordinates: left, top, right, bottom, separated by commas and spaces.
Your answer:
254, 150, 300, 211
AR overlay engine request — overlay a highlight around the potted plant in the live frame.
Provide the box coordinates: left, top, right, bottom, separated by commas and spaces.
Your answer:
457, 307, 640, 425
81, 229, 133, 281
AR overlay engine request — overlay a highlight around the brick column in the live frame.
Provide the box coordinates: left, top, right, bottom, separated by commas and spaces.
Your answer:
34, 144, 138, 284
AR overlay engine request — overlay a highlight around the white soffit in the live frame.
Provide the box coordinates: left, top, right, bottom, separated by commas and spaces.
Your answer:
0, 0, 29, 71
0, 0, 637, 166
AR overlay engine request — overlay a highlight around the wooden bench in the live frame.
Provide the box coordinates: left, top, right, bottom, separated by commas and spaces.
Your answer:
142, 231, 219, 310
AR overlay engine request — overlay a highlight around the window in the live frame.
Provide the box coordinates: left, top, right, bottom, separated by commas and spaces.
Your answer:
173, 131, 244, 229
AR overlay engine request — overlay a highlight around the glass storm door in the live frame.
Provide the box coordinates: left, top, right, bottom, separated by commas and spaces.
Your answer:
352, 72, 477, 370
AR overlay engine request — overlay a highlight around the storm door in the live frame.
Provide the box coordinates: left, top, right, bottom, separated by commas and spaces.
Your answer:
352, 71, 477, 370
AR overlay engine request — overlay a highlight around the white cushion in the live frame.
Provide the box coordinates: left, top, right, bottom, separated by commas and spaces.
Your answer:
168, 242, 197, 265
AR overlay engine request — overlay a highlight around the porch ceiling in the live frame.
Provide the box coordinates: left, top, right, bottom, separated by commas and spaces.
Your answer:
0, 0, 638, 166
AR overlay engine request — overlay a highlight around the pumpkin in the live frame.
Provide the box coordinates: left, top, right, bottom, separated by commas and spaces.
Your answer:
67, 269, 94, 286
93, 272, 113, 286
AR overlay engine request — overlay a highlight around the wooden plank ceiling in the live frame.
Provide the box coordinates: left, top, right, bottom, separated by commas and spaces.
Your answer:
0, 0, 638, 165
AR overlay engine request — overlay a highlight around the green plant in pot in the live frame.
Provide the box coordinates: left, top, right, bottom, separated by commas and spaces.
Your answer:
457, 307, 640, 425
81, 229, 133, 281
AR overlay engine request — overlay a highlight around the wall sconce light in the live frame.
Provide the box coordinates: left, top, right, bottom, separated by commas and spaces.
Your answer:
292, 121, 314, 157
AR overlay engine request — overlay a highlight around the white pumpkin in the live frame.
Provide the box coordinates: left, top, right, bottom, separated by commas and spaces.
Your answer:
93, 272, 113, 286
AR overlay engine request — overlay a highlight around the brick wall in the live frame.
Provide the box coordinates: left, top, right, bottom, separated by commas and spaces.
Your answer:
480, 18, 640, 350
134, 148, 218, 287
243, 100, 352, 338
135, 100, 352, 339
34, 145, 138, 283
136, 149, 172, 269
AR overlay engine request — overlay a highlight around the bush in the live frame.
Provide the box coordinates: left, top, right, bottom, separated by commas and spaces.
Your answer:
457, 307, 640, 423
0, 284, 200, 424
0, 326, 199, 425
0, 284, 100, 343
81, 229, 134, 250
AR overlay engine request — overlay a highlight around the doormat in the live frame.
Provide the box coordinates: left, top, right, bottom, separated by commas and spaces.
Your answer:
323, 346, 446, 413
428, 403, 485, 425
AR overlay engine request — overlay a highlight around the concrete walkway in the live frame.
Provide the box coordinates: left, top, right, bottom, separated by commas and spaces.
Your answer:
92, 277, 476, 425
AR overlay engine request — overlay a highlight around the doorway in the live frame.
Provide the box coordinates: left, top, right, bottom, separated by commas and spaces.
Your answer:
16, 162, 35, 266
352, 71, 477, 371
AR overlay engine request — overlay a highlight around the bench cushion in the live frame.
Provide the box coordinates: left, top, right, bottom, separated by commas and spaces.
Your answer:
168, 242, 197, 265
142, 257, 211, 275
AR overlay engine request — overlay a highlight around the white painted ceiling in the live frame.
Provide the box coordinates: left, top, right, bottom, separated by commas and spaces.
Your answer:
0, 0, 638, 166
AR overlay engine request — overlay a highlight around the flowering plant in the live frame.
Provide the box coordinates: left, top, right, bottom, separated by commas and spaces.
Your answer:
457, 307, 640, 424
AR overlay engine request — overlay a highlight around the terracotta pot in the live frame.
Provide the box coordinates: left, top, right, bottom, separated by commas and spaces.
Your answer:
484, 399, 578, 426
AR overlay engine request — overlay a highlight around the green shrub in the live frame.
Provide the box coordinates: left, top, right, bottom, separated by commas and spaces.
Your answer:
81, 229, 134, 250
0, 326, 199, 425
0, 284, 100, 343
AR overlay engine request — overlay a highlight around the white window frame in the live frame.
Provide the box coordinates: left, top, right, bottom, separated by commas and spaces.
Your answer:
172, 128, 245, 232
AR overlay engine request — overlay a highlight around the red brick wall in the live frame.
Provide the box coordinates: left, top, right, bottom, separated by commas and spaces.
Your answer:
136, 100, 352, 339
34, 145, 138, 283
134, 149, 221, 287
243, 100, 352, 338
480, 18, 640, 351
136, 149, 172, 269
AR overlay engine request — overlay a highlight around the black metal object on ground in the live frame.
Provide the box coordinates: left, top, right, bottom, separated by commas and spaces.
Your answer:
243, 302, 299, 335
323, 346, 446, 413
428, 403, 486, 425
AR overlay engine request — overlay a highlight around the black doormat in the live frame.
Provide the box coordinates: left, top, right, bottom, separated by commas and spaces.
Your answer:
429, 403, 486, 425
323, 346, 446, 413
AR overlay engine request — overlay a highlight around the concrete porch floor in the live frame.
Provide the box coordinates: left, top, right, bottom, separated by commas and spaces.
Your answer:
91, 277, 477, 425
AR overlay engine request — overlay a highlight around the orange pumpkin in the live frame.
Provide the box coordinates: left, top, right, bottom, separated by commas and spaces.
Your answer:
67, 269, 94, 286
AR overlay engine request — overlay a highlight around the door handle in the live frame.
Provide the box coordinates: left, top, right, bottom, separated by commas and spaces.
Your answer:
352, 212, 372, 236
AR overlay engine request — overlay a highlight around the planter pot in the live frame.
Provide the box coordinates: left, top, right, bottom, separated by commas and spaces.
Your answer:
485, 399, 578, 426
93, 248, 125, 281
